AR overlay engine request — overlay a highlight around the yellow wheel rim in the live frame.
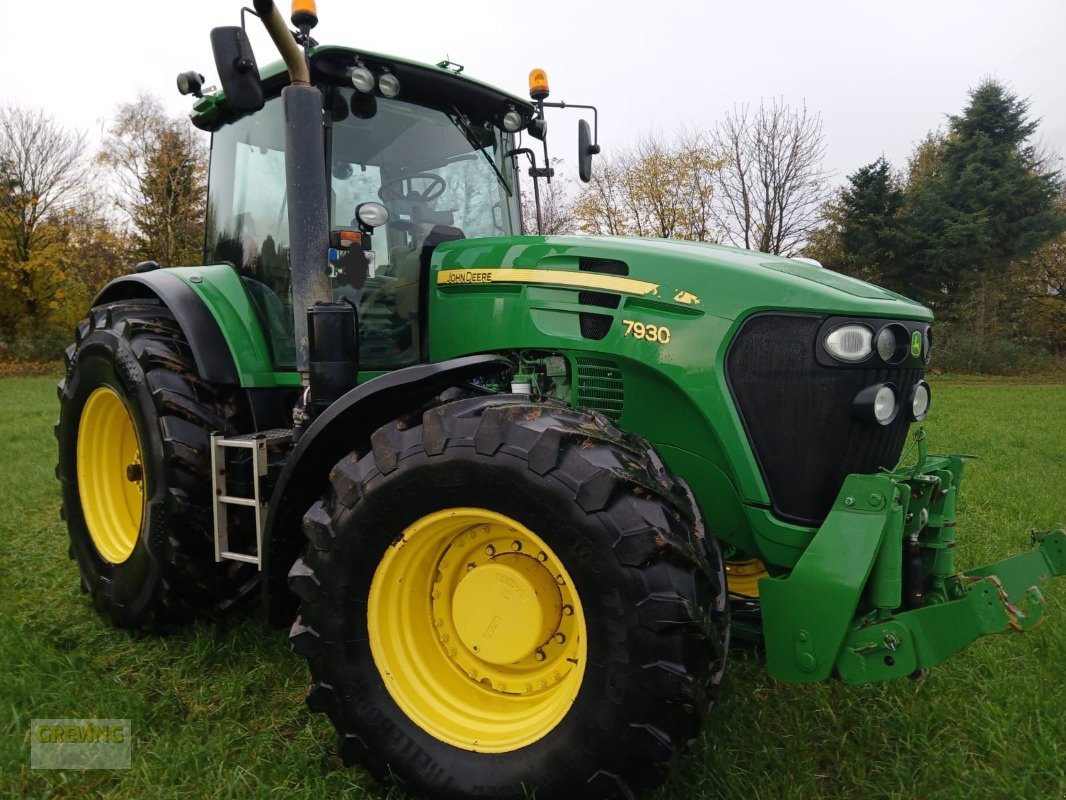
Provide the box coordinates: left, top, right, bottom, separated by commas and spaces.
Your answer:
76, 387, 145, 564
368, 507, 587, 753
725, 558, 768, 598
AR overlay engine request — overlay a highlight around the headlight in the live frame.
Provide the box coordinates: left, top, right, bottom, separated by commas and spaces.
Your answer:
910, 381, 931, 421
350, 65, 375, 93
378, 72, 401, 98
502, 110, 524, 132
875, 323, 909, 364
824, 324, 873, 363
355, 202, 389, 228
854, 383, 899, 426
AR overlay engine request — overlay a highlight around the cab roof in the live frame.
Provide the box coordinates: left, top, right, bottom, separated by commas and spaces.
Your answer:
191, 44, 535, 131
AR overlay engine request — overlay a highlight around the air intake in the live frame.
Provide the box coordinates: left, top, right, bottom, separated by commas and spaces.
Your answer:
575, 356, 624, 421
579, 257, 628, 276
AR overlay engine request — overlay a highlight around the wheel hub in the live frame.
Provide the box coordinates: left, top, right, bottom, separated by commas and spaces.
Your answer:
450, 554, 562, 665
367, 508, 587, 752
76, 386, 144, 564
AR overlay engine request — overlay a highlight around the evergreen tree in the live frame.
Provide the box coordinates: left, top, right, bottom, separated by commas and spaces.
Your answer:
802, 158, 904, 287
904, 80, 1063, 334
837, 157, 905, 285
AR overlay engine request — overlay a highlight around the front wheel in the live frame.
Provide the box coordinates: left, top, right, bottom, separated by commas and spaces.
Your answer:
289, 396, 729, 799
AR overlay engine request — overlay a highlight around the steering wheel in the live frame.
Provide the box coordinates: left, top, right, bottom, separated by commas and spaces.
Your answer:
378, 172, 447, 203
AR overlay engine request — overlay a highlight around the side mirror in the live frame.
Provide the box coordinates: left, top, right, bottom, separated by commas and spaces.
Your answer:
578, 119, 600, 183
209, 26, 265, 113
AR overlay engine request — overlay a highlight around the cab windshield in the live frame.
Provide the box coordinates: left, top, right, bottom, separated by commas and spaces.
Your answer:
204, 88, 519, 370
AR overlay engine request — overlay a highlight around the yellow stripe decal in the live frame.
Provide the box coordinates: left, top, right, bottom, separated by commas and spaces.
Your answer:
437, 268, 659, 296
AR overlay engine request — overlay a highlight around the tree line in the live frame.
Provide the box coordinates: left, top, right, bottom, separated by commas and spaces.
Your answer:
2, 79, 1062, 373
0, 94, 206, 361
804, 81, 1064, 371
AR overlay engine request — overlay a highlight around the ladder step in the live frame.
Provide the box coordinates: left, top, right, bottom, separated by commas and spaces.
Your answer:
219, 551, 261, 565
215, 430, 292, 448
218, 495, 257, 507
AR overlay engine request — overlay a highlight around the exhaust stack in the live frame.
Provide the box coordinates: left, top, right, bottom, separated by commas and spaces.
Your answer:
252, 0, 331, 377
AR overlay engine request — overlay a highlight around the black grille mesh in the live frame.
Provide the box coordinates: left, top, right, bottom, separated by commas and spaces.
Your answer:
726, 313, 922, 524
579, 257, 629, 276
575, 356, 624, 420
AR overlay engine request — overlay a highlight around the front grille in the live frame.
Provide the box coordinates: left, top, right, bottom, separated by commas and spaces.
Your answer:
726, 313, 922, 524
575, 356, 624, 421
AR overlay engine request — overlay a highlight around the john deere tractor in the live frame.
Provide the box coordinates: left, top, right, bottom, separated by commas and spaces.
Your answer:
55, 1, 1064, 797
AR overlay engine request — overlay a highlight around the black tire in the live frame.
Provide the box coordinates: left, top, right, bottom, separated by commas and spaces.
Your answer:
55, 297, 258, 631
289, 395, 729, 799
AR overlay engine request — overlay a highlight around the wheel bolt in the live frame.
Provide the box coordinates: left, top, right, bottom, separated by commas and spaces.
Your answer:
511, 540, 522, 551
554, 633, 566, 644
485, 544, 496, 556
562, 604, 574, 616
534, 649, 546, 662
537, 551, 548, 562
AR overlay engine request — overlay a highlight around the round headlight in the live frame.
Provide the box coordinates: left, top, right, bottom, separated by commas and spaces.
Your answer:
350, 66, 375, 93
825, 324, 873, 363
502, 110, 524, 132
910, 381, 931, 421
378, 72, 400, 98
875, 324, 908, 364
873, 385, 897, 424
355, 201, 389, 228
854, 382, 899, 426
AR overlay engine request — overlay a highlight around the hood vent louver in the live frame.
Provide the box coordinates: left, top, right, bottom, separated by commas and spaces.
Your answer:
575, 356, 624, 421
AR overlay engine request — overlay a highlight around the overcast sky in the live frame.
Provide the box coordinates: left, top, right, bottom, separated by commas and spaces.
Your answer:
2, 0, 1063, 184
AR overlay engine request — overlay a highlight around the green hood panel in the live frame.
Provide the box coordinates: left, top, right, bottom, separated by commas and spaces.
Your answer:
429, 234, 933, 521
431, 235, 932, 323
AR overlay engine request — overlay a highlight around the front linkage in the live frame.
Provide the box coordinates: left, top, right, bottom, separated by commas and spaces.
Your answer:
760, 429, 1065, 684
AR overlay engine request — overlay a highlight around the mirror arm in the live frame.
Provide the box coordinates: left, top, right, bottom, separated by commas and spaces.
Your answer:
542, 101, 600, 150
239, 6, 261, 33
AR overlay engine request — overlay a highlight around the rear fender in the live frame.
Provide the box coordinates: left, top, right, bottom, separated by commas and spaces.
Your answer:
93, 271, 239, 385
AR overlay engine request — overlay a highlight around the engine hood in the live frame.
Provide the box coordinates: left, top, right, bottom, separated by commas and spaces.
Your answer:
432, 234, 933, 323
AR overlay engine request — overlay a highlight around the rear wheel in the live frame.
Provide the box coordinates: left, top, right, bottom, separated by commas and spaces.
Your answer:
289, 395, 729, 799
56, 298, 258, 631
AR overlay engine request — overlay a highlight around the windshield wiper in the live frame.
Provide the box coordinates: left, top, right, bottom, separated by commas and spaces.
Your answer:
448, 107, 511, 195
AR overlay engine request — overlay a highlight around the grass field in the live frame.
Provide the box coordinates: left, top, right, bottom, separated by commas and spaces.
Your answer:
1, 376, 1063, 800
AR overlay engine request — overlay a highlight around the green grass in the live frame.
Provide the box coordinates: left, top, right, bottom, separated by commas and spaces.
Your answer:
1, 377, 1063, 800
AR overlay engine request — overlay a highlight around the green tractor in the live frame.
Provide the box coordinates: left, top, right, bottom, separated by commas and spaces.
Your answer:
55, 1, 1064, 797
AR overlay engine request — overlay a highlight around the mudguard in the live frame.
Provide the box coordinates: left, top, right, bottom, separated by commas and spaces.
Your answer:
260, 353, 509, 625
93, 271, 240, 385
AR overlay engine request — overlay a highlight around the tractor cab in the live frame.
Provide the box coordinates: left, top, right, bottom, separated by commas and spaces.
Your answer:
193, 46, 531, 371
